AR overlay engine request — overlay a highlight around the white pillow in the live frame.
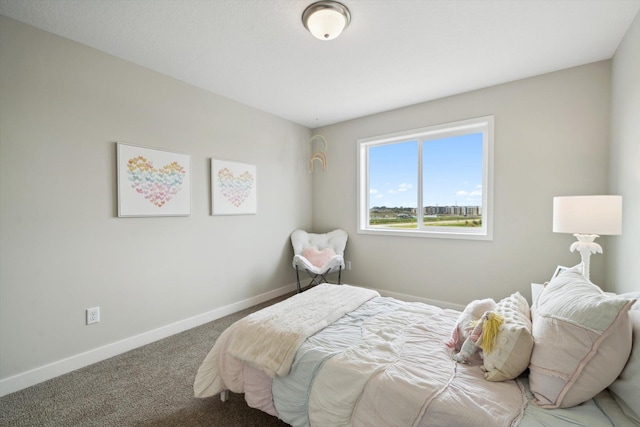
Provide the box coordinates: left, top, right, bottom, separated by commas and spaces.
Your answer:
529, 267, 635, 408
483, 292, 534, 381
608, 293, 640, 424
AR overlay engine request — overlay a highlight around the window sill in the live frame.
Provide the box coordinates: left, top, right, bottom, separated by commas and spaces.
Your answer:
357, 227, 493, 241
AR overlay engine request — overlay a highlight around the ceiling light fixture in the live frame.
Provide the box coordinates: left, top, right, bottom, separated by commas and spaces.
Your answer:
302, 1, 351, 41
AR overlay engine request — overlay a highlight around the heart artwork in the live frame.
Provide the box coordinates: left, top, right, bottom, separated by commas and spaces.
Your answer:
217, 168, 254, 207
127, 156, 186, 208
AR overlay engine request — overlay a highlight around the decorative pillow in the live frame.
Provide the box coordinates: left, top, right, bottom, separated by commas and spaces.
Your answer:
302, 247, 336, 268
529, 267, 636, 408
483, 292, 534, 381
608, 293, 640, 424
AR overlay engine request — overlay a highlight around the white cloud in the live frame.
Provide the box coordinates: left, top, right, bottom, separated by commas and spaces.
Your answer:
457, 189, 482, 197
398, 182, 412, 192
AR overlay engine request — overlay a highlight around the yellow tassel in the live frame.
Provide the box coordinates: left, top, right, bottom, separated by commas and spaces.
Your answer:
480, 312, 504, 354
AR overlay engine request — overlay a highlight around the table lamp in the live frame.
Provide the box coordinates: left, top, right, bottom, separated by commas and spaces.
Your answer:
552, 195, 622, 280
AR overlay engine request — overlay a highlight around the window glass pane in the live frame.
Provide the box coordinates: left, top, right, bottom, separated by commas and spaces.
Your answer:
357, 115, 493, 240
422, 133, 483, 228
369, 140, 418, 229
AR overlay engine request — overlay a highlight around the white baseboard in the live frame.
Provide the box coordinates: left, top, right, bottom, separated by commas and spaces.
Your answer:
0, 283, 297, 397
0, 283, 459, 397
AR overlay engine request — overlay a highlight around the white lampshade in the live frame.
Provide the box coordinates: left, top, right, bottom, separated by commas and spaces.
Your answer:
302, 1, 351, 41
553, 195, 622, 235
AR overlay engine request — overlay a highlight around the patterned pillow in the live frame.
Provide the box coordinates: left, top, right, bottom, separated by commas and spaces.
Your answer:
483, 292, 534, 381
529, 268, 635, 408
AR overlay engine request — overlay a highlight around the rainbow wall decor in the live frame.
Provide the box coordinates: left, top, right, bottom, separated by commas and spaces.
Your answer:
211, 159, 257, 215
117, 143, 191, 217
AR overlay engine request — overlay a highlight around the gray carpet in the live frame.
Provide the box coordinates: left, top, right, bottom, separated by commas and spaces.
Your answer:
0, 295, 293, 426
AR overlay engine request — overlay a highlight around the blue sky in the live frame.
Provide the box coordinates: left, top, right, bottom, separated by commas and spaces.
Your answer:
369, 133, 483, 209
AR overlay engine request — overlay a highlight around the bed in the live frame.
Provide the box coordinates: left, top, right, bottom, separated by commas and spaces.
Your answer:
194, 269, 640, 427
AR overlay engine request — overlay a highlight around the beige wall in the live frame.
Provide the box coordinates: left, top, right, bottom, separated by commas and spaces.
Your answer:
0, 16, 312, 387
313, 62, 612, 305
609, 11, 640, 294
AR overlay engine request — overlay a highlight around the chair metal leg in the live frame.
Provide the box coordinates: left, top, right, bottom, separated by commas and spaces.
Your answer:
305, 269, 323, 287
297, 265, 343, 291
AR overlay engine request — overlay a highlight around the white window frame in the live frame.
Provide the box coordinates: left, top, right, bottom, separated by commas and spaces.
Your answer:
357, 115, 494, 240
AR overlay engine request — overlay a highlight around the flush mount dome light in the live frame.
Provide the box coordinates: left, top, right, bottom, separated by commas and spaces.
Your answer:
302, 1, 351, 40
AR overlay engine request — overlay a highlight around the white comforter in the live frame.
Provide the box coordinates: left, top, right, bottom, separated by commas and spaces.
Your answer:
227, 284, 378, 378
304, 299, 525, 427
194, 284, 378, 396
194, 286, 526, 426
194, 286, 636, 426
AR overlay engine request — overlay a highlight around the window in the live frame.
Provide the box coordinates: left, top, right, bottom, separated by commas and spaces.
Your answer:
357, 116, 493, 240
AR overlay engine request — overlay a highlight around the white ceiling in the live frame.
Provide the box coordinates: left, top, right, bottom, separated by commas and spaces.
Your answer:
1, 0, 639, 128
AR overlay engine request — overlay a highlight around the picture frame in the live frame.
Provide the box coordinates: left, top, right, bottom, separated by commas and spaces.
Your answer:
116, 142, 191, 217
211, 159, 257, 215
551, 265, 570, 281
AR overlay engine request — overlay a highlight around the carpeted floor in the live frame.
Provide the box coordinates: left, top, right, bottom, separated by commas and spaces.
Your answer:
0, 295, 292, 426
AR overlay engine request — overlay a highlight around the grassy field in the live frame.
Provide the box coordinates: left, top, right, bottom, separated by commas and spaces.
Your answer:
370, 216, 482, 228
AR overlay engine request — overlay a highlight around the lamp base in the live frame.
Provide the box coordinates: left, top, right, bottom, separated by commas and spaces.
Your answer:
569, 234, 602, 281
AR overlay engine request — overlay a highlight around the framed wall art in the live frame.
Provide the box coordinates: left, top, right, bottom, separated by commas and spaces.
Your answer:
117, 142, 191, 217
211, 159, 257, 215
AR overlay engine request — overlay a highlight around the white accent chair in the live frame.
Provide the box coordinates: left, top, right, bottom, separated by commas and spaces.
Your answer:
290, 229, 348, 292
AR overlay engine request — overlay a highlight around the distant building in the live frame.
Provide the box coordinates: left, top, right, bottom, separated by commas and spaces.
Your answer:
371, 205, 481, 216
423, 205, 481, 216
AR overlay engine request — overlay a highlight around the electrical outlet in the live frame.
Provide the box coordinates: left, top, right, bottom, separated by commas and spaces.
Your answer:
346, 260, 352, 270
86, 307, 100, 325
